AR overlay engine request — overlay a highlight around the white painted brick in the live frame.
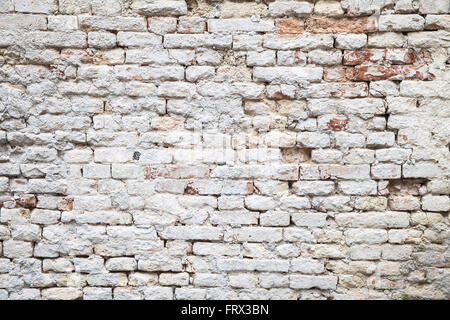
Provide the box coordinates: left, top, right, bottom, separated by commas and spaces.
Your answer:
335, 33, 367, 49
164, 34, 232, 49
247, 50, 276, 67
338, 180, 377, 196
422, 195, 450, 212
208, 19, 275, 33
371, 164, 401, 180
290, 275, 337, 290
290, 259, 325, 274
235, 227, 283, 243
379, 14, 425, 32
344, 229, 388, 244
132, 0, 187, 16
419, 0, 449, 14
14, 0, 57, 14
254, 67, 323, 83
403, 163, 441, 178
292, 212, 326, 227
336, 212, 410, 228
160, 226, 223, 240
269, 1, 314, 17
48, 15, 78, 31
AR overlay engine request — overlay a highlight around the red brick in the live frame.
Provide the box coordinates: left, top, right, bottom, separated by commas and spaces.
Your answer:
178, 17, 207, 34
151, 116, 184, 130
352, 65, 428, 81
327, 118, 349, 131
388, 180, 420, 195
324, 67, 351, 82
16, 194, 36, 209
59, 198, 73, 211
343, 49, 386, 66
276, 18, 305, 34
305, 17, 378, 33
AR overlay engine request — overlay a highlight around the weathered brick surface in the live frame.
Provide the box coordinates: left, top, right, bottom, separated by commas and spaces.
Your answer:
0, 0, 448, 301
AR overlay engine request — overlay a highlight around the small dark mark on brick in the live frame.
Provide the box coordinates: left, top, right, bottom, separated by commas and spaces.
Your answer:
133, 151, 141, 160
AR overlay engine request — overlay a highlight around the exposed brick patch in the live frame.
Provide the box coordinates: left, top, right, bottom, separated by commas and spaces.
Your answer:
343, 49, 387, 65
15, 194, 36, 209
305, 17, 378, 33
184, 182, 200, 195
327, 118, 349, 131
352, 65, 429, 81
275, 18, 305, 34
58, 198, 73, 211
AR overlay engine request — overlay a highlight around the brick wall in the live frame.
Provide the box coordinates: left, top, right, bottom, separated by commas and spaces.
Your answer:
0, 0, 449, 300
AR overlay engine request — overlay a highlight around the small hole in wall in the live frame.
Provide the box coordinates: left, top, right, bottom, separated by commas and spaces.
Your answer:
133, 151, 141, 160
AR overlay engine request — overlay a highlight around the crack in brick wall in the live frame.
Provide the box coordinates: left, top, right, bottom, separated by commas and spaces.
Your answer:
0, 0, 449, 300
